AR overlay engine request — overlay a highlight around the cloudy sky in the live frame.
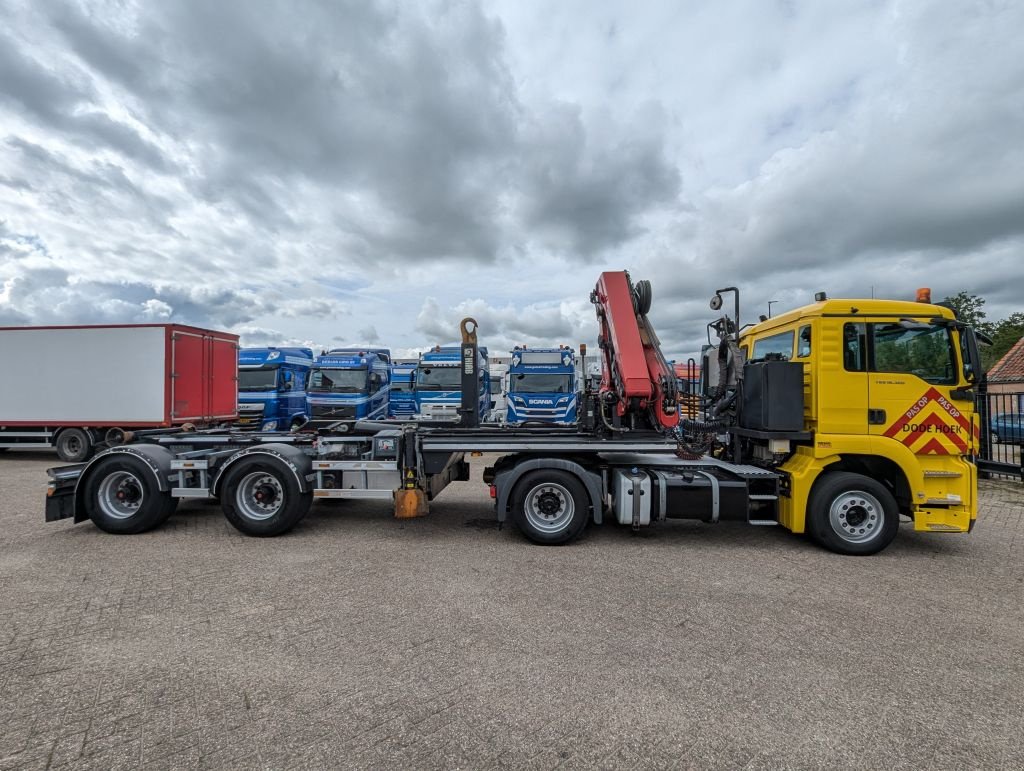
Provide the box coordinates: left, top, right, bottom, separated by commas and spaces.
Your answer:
1, 0, 1021, 360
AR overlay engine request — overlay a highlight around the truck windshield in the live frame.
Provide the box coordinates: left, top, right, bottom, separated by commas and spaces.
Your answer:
872, 324, 956, 385
510, 374, 574, 393
308, 368, 367, 393
238, 368, 278, 392
417, 367, 462, 390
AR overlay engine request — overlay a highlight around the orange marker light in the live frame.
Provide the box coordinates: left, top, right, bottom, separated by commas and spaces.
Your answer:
916, 287, 932, 303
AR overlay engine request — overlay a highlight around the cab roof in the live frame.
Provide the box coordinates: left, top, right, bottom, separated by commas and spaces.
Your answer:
238, 347, 314, 367
742, 298, 957, 339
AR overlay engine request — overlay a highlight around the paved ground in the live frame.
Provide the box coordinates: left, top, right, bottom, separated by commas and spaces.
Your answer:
1, 451, 1023, 770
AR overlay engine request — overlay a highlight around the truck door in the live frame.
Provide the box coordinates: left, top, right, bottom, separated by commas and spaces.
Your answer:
170, 330, 205, 422
209, 335, 239, 421
866, 321, 972, 456
816, 320, 869, 436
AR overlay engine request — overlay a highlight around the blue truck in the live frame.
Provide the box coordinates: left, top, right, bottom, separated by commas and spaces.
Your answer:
306, 348, 391, 422
506, 346, 578, 425
388, 363, 418, 419
236, 347, 313, 431
416, 345, 491, 422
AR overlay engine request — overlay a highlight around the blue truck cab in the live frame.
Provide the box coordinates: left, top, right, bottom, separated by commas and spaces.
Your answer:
388, 364, 417, 419
416, 346, 491, 422
236, 347, 314, 431
306, 348, 391, 422
506, 346, 578, 425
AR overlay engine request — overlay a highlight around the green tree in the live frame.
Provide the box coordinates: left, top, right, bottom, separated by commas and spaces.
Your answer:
943, 292, 991, 334
943, 293, 1024, 372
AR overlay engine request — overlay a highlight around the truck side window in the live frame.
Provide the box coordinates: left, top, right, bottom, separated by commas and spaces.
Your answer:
871, 323, 956, 384
797, 325, 811, 358
843, 323, 866, 372
752, 330, 793, 360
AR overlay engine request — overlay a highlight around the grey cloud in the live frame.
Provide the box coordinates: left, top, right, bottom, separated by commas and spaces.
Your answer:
0, 28, 173, 174
519, 102, 681, 255
1, 266, 268, 329
357, 325, 381, 344
233, 325, 324, 350
38, 0, 677, 262
415, 295, 593, 355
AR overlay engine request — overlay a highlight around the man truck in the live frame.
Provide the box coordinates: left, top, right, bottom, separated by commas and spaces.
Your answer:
388, 363, 417, 419
306, 348, 391, 423
1, 324, 237, 461
506, 346, 577, 425
236, 347, 313, 431
42, 272, 983, 556
415, 345, 492, 422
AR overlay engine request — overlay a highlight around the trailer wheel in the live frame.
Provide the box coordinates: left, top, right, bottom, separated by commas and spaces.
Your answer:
220, 459, 311, 537
510, 470, 589, 545
56, 428, 94, 462
82, 456, 177, 534
807, 472, 899, 556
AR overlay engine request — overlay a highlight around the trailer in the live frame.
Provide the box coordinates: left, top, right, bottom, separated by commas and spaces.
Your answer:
1, 324, 238, 461
41, 272, 984, 555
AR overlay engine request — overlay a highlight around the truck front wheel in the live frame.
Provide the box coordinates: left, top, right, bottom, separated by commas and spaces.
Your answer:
807, 472, 899, 556
510, 470, 589, 545
219, 459, 311, 537
82, 456, 177, 534
56, 428, 94, 462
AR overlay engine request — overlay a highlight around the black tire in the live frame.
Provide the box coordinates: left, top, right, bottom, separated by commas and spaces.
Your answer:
510, 470, 590, 545
56, 428, 94, 462
633, 279, 653, 316
219, 458, 311, 536
82, 456, 177, 534
806, 472, 899, 556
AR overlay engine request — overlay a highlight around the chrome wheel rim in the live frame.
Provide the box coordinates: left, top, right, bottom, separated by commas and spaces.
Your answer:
236, 472, 284, 521
97, 471, 145, 520
524, 483, 574, 534
829, 490, 883, 544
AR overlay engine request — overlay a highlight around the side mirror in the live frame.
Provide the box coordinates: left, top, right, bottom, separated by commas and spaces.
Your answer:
962, 327, 983, 384
710, 293, 723, 311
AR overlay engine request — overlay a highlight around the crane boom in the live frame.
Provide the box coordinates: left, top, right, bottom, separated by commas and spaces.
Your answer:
591, 271, 679, 431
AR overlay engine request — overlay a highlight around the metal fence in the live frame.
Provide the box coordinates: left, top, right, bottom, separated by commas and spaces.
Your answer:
977, 378, 1024, 479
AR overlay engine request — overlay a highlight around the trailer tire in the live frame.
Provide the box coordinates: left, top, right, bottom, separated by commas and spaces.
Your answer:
82, 456, 177, 534
56, 428, 94, 462
807, 472, 899, 556
219, 458, 311, 537
510, 470, 589, 545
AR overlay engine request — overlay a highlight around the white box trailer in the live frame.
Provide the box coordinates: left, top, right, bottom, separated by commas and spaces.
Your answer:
0, 324, 239, 461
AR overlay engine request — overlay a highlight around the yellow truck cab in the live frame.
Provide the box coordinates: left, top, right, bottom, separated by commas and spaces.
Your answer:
737, 294, 981, 553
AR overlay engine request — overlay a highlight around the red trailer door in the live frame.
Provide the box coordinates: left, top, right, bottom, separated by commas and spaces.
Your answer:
209, 335, 239, 420
170, 328, 208, 422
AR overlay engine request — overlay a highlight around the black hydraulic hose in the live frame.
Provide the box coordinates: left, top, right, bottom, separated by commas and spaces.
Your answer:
600, 400, 628, 433
680, 417, 728, 432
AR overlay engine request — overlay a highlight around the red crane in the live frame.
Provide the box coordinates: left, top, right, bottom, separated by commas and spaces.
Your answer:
591, 271, 679, 431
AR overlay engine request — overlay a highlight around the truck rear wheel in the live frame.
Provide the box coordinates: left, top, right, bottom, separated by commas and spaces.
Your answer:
807, 472, 899, 555
510, 470, 589, 545
56, 428, 94, 462
82, 456, 177, 534
219, 459, 311, 537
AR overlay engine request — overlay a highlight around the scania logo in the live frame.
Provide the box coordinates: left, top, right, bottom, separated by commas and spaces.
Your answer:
530, 399, 555, 405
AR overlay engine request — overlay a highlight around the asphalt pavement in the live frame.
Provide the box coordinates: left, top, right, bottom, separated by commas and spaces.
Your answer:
1, 451, 1022, 769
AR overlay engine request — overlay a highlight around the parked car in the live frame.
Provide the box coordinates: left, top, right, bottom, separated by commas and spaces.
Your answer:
990, 412, 1024, 444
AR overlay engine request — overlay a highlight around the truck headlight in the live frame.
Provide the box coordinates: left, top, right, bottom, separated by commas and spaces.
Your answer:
262, 420, 279, 431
